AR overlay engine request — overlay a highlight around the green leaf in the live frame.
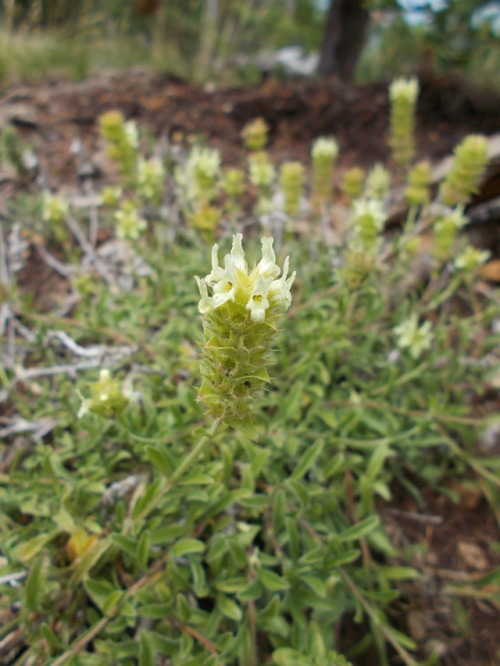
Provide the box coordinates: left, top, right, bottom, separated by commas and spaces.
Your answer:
138, 604, 172, 619
225, 416, 259, 440
71, 538, 111, 585
366, 444, 394, 480
172, 538, 205, 557
150, 631, 178, 655
286, 517, 300, 561
17, 533, 55, 562
40, 623, 66, 650
259, 568, 290, 592
291, 439, 324, 480
256, 594, 280, 622
262, 615, 290, 638
217, 594, 243, 621
215, 577, 248, 594
178, 473, 214, 485
250, 447, 270, 477
105, 616, 129, 635
25, 557, 44, 611
145, 446, 175, 479
176, 593, 191, 621
203, 488, 252, 520
375, 565, 419, 581
287, 479, 308, 506
239, 494, 269, 509
315, 409, 338, 430
273, 648, 308, 665
325, 549, 360, 567
237, 578, 263, 602
103, 590, 124, 616
336, 515, 380, 542
228, 540, 247, 568
272, 489, 286, 534
280, 380, 304, 421
85, 578, 115, 613
139, 630, 156, 666
299, 547, 324, 566
150, 524, 186, 545
190, 558, 208, 597
110, 534, 137, 556
53, 507, 76, 533
131, 478, 166, 522
185, 488, 210, 502
94, 638, 137, 659
300, 574, 326, 597
207, 534, 229, 563
386, 626, 418, 651
137, 530, 151, 569
323, 452, 346, 479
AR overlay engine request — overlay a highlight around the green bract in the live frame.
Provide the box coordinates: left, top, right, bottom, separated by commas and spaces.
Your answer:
195, 233, 295, 419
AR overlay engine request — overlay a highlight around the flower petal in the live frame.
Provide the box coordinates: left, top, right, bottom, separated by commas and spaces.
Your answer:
230, 233, 247, 271
195, 276, 213, 313
257, 237, 280, 279
205, 244, 225, 286
246, 276, 273, 322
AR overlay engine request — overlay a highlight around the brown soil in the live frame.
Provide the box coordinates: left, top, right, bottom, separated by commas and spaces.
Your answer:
1, 68, 499, 665
382, 482, 500, 666
1, 67, 499, 191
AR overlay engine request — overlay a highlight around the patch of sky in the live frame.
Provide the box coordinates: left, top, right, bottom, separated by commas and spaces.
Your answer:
313, 0, 499, 36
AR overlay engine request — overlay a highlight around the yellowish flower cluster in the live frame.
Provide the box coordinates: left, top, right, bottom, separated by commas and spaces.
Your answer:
195, 234, 295, 324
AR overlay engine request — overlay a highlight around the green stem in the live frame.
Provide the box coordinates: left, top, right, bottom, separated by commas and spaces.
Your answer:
339, 568, 418, 666
171, 418, 220, 484
436, 425, 500, 489
127, 418, 221, 526
421, 275, 461, 312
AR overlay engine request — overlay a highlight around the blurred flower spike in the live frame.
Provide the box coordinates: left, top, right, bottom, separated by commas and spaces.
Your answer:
389, 77, 419, 105
42, 191, 69, 224
195, 234, 295, 420
439, 134, 489, 206
78, 369, 130, 419
241, 117, 269, 152
176, 145, 221, 202
389, 76, 419, 165
113, 200, 147, 240
350, 198, 386, 248
311, 136, 339, 202
393, 315, 434, 360
455, 245, 491, 272
99, 110, 139, 182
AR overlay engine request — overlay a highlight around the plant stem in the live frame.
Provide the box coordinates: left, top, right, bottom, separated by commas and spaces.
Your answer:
171, 418, 220, 483
129, 418, 221, 527
339, 568, 418, 666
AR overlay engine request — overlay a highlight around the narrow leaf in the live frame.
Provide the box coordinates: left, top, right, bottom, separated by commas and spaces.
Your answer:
259, 568, 290, 592
291, 440, 324, 480
172, 538, 205, 557
145, 447, 174, 480
336, 515, 380, 542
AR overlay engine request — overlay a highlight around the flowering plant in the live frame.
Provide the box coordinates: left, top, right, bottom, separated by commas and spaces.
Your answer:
195, 233, 295, 420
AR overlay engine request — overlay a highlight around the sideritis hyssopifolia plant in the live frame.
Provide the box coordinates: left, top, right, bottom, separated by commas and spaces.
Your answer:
195, 233, 295, 425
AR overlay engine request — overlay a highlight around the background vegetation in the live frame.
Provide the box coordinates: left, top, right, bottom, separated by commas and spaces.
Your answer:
0, 0, 498, 87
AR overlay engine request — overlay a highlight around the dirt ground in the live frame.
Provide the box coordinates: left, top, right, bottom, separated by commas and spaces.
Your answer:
1, 66, 499, 186
1, 68, 499, 665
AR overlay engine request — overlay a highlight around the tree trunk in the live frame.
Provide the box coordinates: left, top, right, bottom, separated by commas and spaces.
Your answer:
318, 0, 370, 80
